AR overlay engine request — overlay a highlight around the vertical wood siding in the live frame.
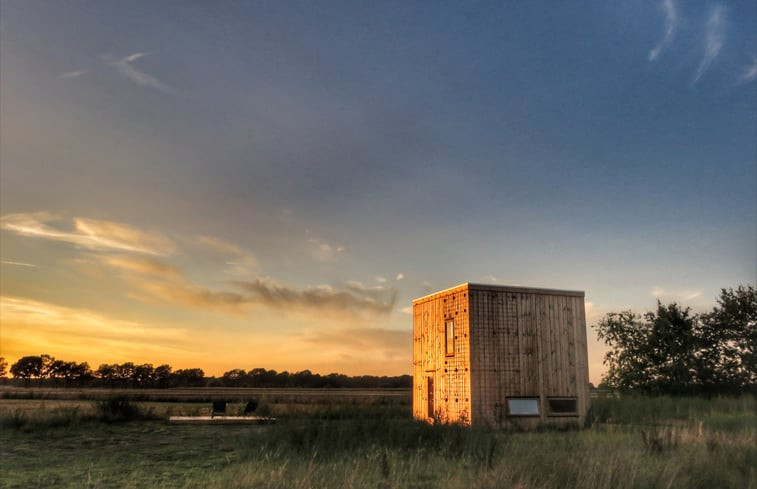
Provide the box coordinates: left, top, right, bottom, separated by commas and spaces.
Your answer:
414, 284, 589, 428
412, 284, 472, 423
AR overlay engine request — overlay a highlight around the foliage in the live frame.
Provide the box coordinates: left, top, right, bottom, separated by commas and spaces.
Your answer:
699, 285, 757, 388
7, 355, 411, 389
0, 356, 7, 378
172, 368, 205, 387
217, 367, 412, 388
94, 397, 153, 422
595, 286, 756, 394
9, 355, 45, 382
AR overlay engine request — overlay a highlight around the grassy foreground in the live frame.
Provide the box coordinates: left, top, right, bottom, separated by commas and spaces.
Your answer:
0, 395, 755, 489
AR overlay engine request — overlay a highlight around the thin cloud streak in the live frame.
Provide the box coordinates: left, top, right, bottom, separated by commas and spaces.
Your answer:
126, 271, 397, 318
1, 260, 37, 268
0, 213, 175, 255
693, 5, 726, 83
104, 52, 169, 91
99, 255, 183, 280
649, 0, 678, 61
237, 278, 397, 316
650, 286, 703, 305
197, 235, 258, 276
306, 237, 344, 262
1, 295, 193, 366
0, 295, 188, 341
737, 57, 757, 83
136, 281, 250, 316
60, 70, 88, 79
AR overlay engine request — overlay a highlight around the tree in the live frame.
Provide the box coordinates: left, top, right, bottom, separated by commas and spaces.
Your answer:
221, 368, 248, 387
171, 368, 205, 387
154, 364, 172, 388
0, 357, 7, 378
114, 362, 135, 387
132, 364, 155, 387
97, 364, 118, 387
70, 362, 93, 386
39, 354, 56, 379
48, 359, 71, 385
595, 286, 757, 395
700, 286, 757, 391
10, 356, 44, 384
48, 360, 92, 386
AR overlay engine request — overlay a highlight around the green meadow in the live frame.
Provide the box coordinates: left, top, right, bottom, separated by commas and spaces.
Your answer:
1, 392, 755, 489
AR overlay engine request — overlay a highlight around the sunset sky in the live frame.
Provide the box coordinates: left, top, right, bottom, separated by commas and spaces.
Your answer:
1, 1, 755, 385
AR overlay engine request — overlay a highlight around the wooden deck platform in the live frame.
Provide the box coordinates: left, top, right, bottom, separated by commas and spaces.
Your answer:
168, 416, 276, 425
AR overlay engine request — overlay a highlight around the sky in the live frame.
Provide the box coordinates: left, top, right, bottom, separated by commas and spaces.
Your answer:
1, 1, 755, 385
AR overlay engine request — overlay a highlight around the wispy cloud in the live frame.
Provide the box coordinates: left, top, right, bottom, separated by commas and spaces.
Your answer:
60, 70, 88, 79
650, 286, 702, 303
104, 52, 168, 91
649, 0, 678, 61
197, 235, 258, 276
306, 236, 344, 262
237, 278, 397, 316
99, 255, 183, 281
0, 213, 174, 255
0, 295, 191, 362
1, 260, 37, 268
1, 295, 186, 340
693, 4, 726, 84
134, 281, 250, 316
737, 57, 757, 83
126, 270, 397, 318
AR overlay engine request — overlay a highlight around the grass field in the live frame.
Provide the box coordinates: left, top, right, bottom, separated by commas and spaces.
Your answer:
1, 390, 755, 489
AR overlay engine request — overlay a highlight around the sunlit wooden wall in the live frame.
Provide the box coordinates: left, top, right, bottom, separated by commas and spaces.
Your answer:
413, 283, 589, 427
412, 284, 472, 423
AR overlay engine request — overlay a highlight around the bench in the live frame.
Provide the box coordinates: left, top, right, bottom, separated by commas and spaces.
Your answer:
211, 400, 227, 418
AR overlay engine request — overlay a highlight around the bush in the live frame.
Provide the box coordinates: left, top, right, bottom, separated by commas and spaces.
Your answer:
94, 397, 149, 422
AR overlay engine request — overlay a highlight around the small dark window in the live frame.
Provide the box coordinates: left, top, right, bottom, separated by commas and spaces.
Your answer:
547, 398, 578, 416
445, 319, 454, 356
427, 377, 435, 418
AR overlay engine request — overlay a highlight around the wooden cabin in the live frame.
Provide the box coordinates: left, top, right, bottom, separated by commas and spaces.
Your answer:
412, 283, 589, 428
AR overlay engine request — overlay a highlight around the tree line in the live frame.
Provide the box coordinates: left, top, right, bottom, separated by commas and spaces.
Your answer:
595, 285, 756, 395
3, 285, 752, 394
0, 355, 412, 389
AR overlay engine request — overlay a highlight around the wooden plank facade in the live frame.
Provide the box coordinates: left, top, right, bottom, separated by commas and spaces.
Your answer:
412, 283, 589, 428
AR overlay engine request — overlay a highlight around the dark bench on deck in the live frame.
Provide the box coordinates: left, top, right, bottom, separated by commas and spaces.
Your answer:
211, 401, 227, 418
210, 400, 258, 418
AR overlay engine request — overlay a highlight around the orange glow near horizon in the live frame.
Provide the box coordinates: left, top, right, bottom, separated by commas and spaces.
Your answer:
0, 294, 415, 378
1, 293, 609, 384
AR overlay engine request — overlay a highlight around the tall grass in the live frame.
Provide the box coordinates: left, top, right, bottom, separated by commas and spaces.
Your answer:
1, 395, 754, 488
0, 397, 156, 430
202, 396, 757, 489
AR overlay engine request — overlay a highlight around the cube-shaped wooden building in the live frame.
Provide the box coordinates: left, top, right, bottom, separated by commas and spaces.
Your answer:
412, 283, 589, 428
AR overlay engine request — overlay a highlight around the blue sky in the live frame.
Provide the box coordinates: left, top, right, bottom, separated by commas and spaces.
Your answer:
1, 1, 755, 382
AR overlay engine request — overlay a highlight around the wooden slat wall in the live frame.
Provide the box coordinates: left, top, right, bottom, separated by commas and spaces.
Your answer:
414, 284, 589, 427
468, 285, 589, 427
412, 284, 472, 424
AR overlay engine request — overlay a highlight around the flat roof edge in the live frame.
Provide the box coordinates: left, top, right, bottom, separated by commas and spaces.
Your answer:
411, 283, 470, 303
412, 283, 584, 303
